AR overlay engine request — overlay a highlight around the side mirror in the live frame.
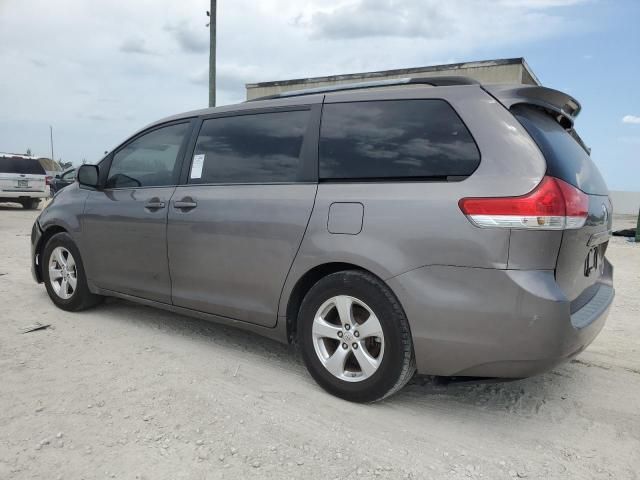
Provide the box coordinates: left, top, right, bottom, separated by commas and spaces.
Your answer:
77, 164, 100, 189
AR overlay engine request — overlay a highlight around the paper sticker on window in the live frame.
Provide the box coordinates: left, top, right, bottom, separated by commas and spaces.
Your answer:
190, 154, 205, 179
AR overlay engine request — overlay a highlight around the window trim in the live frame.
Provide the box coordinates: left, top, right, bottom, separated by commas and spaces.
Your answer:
317, 98, 481, 183
101, 118, 196, 191
177, 104, 321, 187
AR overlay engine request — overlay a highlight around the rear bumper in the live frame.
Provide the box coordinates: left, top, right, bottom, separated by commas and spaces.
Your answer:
387, 261, 614, 378
0, 191, 49, 199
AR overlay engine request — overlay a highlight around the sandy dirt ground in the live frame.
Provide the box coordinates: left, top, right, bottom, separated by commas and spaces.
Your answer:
1, 204, 639, 480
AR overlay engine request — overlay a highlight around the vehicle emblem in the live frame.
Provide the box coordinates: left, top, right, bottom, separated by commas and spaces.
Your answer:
602, 204, 608, 222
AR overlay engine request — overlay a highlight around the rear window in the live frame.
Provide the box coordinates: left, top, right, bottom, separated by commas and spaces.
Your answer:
319, 100, 480, 180
0, 157, 46, 175
512, 105, 608, 195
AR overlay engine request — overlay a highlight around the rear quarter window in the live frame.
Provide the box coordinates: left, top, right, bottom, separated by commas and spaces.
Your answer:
319, 99, 480, 180
0, 158, 46, 174
512, 105, 609, 195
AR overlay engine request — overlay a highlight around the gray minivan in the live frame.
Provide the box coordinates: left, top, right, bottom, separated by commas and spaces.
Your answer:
31, 77, 614, 402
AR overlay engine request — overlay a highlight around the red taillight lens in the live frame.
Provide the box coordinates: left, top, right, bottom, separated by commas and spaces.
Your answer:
459, 176, 588, 230
555, 178, 589, 219
45, 176, 52, 186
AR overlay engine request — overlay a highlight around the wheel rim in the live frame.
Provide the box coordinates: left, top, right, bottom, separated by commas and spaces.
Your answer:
312, 295, 385, 382
48, 246, 77, 300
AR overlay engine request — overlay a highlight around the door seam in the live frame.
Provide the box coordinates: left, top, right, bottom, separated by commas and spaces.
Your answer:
275, 183, 319, 324
165, 187, 178, 305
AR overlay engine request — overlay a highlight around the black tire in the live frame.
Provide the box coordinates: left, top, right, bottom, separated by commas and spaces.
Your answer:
42, 232, 103, 311
21, 199, 40, 210
298, 270, 415, 403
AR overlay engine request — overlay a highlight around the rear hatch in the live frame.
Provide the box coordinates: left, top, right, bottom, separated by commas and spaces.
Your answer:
511, 105, 611, 303
0, 157, 47, 194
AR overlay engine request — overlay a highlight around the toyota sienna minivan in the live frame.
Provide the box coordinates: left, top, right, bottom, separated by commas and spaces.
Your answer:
31, 77, 614, 402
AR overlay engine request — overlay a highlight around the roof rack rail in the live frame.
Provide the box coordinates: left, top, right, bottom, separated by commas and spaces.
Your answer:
248, 76, 480, 101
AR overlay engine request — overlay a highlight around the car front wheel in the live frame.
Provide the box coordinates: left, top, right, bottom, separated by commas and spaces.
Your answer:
298, 270, 415, 403
42, 232, 103, 311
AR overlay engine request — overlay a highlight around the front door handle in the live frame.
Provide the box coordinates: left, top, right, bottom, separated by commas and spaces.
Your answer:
144, 199, 166, 210
173, 198, 197, 211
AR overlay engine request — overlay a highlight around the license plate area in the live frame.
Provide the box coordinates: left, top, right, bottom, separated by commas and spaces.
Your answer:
17, 179, 28, 188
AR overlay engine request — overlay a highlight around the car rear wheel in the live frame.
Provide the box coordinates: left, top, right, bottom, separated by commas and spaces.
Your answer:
298, 270, 415, 402
42, 232, 103, 311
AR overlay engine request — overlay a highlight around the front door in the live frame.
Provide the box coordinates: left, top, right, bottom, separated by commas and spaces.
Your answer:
82, 121, 191, 303
167, 108, 319, 327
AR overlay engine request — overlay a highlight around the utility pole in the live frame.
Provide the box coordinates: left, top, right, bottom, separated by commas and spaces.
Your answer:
208, 0, 217, 108
49, 125, 55, 162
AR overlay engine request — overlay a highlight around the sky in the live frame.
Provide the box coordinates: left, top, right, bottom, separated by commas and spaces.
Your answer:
0, 0, 638, 190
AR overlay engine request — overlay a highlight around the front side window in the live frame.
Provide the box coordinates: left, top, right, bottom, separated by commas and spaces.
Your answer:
106, 123, 188, 188
190, 110, 310, 184
319, 100, 480, 180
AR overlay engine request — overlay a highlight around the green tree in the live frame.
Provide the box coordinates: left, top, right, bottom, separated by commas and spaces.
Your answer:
25, 148, 32, 156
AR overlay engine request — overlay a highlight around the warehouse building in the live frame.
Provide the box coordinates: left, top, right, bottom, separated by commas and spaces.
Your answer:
245, 57, 540, 100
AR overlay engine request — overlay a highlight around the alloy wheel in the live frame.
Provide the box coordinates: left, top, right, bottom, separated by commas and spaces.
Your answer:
48, 246, 77, 300
312, 295, 385, 382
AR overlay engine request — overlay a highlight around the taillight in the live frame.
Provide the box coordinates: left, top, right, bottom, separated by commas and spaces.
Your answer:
45, 176, 52, 186
459, 176, 589, 230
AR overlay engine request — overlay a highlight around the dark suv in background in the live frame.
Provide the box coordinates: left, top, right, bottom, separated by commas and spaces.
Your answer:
31, 77, 614, 402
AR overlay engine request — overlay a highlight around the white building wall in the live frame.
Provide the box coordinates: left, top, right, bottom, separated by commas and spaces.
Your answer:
610, 191, 640, 215
246, 60, 536, 100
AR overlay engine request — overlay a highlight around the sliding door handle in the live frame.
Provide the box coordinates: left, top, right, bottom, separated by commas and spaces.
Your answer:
173, 199, 198, 211
144, 199, 166, 210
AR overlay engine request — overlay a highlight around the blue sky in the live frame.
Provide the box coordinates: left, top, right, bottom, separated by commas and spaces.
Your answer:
480, 0, 640, 191
0, 0, 638, 190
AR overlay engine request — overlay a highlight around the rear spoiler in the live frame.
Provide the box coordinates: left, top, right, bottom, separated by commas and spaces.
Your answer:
482, 84, 581, 128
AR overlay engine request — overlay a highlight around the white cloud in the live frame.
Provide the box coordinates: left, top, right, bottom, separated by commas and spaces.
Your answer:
302, 0, 588, 43
622, 115, 640, 124
0, 0, 591, 163
119, 37, 156, 55
165, 20, 209, 53
499, 0, 584, 7
307, 1, 451, 39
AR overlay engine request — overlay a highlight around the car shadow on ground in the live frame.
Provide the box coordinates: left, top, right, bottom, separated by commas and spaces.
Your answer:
0, 202, 48, 211
71, 294, 580, 418
0, 203, 27, 210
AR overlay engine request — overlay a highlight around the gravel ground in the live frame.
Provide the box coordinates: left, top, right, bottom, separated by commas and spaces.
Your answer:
1, 204, 639, 479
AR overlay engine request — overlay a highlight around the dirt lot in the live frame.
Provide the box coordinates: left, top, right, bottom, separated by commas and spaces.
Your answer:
1, 205, 639, 480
